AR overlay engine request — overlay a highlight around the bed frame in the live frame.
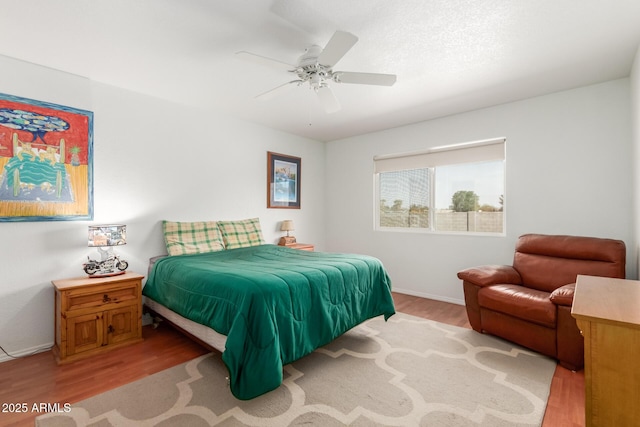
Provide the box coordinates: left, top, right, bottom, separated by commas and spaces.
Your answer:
143, 298, 227, 353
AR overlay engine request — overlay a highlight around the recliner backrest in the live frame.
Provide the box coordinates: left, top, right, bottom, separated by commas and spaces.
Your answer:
513, 234, 626, 292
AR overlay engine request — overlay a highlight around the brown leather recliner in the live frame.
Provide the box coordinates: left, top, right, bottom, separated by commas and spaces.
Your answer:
457, 234, 626, 370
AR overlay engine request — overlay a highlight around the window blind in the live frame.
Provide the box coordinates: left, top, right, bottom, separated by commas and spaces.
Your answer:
374, 137, 505, 173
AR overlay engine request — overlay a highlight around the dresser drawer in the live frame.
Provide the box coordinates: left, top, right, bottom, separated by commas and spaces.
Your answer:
66, 285, 138, 311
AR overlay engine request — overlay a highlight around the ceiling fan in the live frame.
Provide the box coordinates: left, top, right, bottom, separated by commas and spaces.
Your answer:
236, 31, 397, 113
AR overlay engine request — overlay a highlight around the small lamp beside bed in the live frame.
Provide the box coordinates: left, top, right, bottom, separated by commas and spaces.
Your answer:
83, 224, 129, 277
278, 220, 296, 246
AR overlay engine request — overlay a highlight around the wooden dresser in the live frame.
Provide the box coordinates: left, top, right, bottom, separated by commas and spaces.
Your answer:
52, 272, 144, 364
571, 274, 640, 427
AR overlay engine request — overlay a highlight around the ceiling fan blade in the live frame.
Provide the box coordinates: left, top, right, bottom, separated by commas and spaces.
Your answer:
235, 51, 294, 71
255, 80, 301, 101
317, 31, 358, 67
333, 72, 397, 86
316, 85, 341, 113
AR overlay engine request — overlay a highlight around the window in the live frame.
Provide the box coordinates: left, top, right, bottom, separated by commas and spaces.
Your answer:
378, 168, 431, 228
374, 138, 505, 234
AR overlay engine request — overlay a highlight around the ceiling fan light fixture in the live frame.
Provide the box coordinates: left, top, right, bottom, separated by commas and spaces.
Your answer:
309, 72, 324, 90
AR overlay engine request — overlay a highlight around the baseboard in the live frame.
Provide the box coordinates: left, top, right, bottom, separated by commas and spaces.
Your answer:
0, 342, 53, 363
392, 287, 465, 306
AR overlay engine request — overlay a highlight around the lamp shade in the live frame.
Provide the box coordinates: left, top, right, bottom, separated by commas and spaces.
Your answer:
88, 224, 126, 247
280, 220, 294, 232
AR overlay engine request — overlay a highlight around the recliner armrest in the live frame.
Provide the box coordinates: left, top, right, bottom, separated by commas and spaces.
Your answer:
549, 283, 575, 306
457, 265, 522, 287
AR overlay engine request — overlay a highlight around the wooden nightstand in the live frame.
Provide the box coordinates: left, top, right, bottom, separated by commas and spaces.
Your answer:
285, 243, 314, 251
52, 272, 144, 364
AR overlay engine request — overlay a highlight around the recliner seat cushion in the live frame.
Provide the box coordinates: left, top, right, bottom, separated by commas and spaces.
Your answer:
478, 284, 556, 328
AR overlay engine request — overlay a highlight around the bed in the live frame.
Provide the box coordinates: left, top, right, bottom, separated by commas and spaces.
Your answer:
142, 237, 395, 400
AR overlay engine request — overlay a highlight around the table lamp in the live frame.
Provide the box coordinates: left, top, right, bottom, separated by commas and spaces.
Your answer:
279, 220, 296, 245
84, 224, 129, 277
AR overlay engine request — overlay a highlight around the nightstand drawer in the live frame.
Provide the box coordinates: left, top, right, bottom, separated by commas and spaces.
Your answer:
67, 286, 138, 311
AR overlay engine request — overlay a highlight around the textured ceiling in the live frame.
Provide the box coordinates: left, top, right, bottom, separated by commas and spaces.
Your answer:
1, 0, 640, 141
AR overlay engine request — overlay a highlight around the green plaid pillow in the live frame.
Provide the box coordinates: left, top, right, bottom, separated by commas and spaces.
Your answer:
163, 220, 226, 256
217, 218, 265, 249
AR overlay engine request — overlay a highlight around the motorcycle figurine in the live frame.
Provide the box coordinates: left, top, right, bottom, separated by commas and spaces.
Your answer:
83, 253, 129, 276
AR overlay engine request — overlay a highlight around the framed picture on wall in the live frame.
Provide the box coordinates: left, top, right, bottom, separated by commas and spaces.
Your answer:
267, 151, 301, 209
0, 92, 93, 221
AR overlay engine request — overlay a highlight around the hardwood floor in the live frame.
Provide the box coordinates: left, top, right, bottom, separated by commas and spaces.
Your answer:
0, 292, 584, 427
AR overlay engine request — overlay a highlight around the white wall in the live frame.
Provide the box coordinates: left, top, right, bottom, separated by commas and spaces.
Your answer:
631, 46, 640, 278
0, 55, 325, 360
325, 79, 635, 304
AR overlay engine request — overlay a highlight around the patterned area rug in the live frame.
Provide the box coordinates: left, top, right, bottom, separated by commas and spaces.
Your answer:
36, 313, 555, 426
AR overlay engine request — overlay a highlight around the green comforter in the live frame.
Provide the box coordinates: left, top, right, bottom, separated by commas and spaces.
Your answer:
143, 244, 395, 400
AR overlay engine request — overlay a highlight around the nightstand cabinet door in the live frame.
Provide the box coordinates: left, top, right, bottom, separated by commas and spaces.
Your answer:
68, 312, 104, 355
107, 305, 138, 345
52, 272, 144, 364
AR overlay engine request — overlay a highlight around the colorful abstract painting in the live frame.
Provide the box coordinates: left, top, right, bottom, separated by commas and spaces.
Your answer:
0, 93, 93, 221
